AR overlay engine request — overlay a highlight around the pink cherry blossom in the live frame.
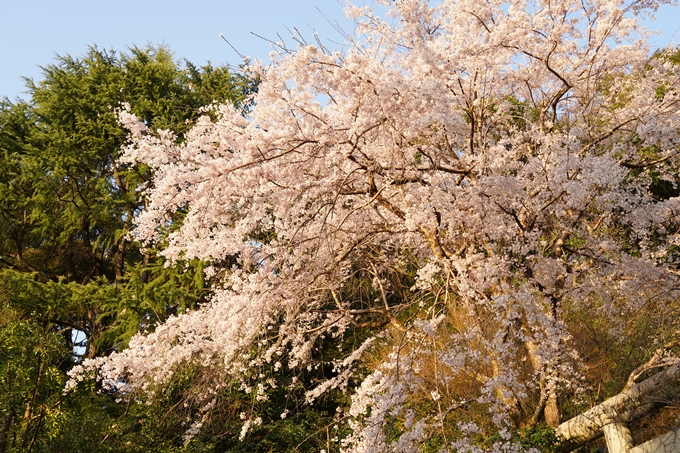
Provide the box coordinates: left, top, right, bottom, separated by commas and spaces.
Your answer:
70, 0, 680, 450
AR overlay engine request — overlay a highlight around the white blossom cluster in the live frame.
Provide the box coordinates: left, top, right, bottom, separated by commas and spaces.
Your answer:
69, 0, 680, 450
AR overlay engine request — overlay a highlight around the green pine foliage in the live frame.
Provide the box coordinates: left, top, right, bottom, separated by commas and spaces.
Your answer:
0, 45, 261, 452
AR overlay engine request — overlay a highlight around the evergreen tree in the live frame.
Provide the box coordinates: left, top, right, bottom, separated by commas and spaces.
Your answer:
0, 45, 255, 452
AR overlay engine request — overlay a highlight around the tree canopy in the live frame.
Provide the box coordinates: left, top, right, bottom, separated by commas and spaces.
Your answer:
68, 0, 680, 452
0, 45, 257, 452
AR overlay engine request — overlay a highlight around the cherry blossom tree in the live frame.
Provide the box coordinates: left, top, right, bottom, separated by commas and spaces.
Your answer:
70, 0, 680, 450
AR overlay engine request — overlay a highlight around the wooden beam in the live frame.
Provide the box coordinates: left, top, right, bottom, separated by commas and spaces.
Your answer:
555, 363, 680, 452
603, 422, 633, 453
630, 425, 680, 453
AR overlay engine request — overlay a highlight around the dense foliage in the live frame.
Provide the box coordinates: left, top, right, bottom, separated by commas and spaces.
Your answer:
0, 46, 258, 452
71, 0, 680, 451
3, 1, 680, 451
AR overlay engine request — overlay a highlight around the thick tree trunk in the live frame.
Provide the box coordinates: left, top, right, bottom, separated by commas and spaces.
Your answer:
555, 362, 680, 452
115, 237, 126, 283
523, 325, 561, 427
62, 248, 77, 282
544, 388, 561, 427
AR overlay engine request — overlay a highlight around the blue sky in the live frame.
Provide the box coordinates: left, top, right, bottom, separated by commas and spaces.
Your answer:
1, 0, 678, 100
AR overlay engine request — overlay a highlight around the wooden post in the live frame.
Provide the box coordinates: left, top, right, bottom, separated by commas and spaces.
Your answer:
556, 362, 680, 452
630, 425, 680, 453
603, 422, 634, 453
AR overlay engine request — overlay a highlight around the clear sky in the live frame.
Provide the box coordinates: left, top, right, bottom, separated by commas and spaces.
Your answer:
1, 0, 678, 101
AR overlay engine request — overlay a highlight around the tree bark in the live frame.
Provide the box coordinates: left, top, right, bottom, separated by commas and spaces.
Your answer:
0, 408, 15, 453
523, 325, 561, 427
544, 387, 561, 427
555, 362, 680, 452
21, 354, 44, 450
115, 237, 126, 283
